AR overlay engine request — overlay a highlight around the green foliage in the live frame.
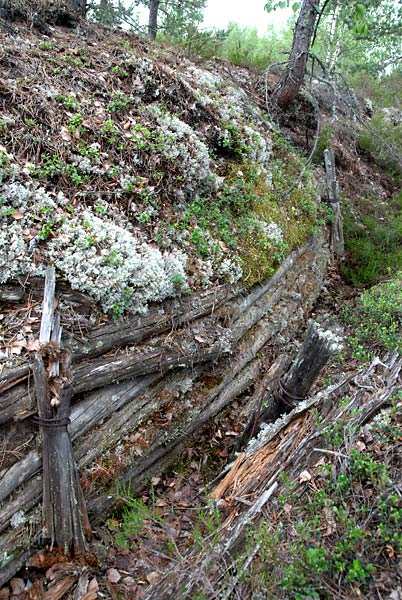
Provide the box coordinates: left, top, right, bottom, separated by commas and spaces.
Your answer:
357, 110, 402, 170
342, 274, 402, 360
219, 22, 292, 70
158, 0, 207, 43
247, 400, 401, 598
38, 41, 53, 50
192, 501, 222, 551
107, 93, 131, 113
108, 482, 158, 548
341, 192, 402, 286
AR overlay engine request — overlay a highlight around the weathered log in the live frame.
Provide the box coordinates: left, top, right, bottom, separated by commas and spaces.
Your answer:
34, 266, 90, 553
0, 285, 232, 394
66, 285, 233, 361
0, 284, 25, 303
324, 147, 344, 256
0, 375, 160, 524
259, 320, 343, 423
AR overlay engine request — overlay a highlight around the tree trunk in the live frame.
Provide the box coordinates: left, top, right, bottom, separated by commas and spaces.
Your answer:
275, 0, 321, 110
148, 0, 160, 40
69, 0, 86, 17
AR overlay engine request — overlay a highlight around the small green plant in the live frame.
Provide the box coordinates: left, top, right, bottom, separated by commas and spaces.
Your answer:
30, 154, 63, 179
38, 221, 53, 240
192, 502, 222, 551
101, 119, 120, 144
111, 65, 129, 78
108, 482, 157, 548
55, 94, 80, 111
68, 113, 84, 133
38, 41, 53, 51
66, 165, 84, 185
107, 93, 131, 113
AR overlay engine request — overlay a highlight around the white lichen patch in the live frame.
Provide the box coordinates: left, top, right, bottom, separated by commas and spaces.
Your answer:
313, 321, 344, 353
10, 510, 27, 528
148, 105, 213, 198
48, 210, 189, 315
0, 181, 189, 315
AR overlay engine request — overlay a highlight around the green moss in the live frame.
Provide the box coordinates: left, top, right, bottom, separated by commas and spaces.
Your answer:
179, 144, 319, 287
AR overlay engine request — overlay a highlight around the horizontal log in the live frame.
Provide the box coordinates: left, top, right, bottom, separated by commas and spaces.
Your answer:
0, 285, 232, 394
0, 375, 160, 507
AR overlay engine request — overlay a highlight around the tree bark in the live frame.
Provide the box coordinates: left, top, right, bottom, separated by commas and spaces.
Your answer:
148, 0, 160, 40
275, 0, 321, 110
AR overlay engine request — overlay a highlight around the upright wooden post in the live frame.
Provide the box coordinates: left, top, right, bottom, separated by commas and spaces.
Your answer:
258, 320, 343, 425
34, 265, 90, 553
324, 148, 344, 257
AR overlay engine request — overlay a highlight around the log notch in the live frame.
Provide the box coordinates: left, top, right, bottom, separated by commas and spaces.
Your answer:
33, 266, 90, 552
324, 147, 344, 256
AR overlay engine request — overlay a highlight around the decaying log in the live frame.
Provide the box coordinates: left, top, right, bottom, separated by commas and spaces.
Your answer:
258, 320, 343, 424
34, 266, 89, 553
0, 285, 232, 395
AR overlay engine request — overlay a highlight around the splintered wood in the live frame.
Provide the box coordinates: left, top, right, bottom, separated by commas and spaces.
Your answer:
211, 414, 310, 504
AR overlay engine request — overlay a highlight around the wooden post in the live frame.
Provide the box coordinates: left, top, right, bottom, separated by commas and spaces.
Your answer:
34, 265, 90, 553
259, 320, 343, 424
324, 148, 344, 257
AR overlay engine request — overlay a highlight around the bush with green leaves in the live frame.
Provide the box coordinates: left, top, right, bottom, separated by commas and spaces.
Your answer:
245, 397, 401, 599
342, 273, 402, 360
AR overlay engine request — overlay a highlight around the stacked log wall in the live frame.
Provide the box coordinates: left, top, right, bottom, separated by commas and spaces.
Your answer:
0, 231, 330, 584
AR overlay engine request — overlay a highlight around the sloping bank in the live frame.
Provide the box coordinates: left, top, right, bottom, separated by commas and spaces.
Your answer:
0, 21, 330, 581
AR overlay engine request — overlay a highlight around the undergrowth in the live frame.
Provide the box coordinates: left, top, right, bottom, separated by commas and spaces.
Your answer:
245, 395, 401, 599
341, 189, 402, 286
342, 272, 402, 361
